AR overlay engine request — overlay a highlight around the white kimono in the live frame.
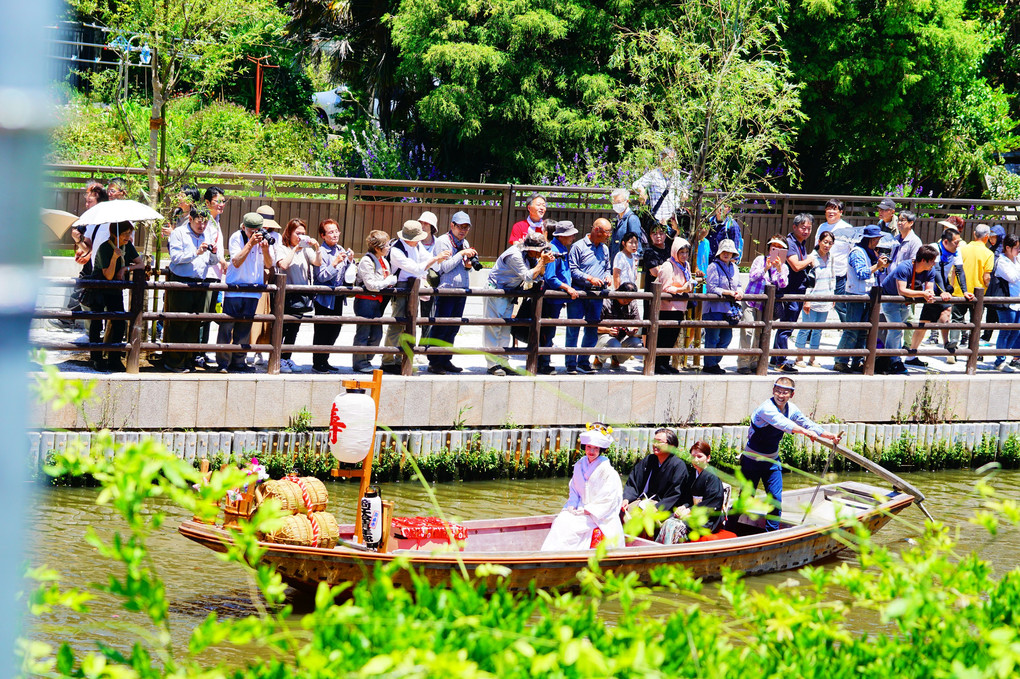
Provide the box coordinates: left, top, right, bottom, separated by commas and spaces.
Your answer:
541, 456, 624, 551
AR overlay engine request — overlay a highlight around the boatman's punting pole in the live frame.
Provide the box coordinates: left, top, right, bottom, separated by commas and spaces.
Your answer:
825, 440, 936, 522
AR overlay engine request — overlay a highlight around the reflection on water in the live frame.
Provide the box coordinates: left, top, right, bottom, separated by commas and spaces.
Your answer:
26, 469, 1020, 663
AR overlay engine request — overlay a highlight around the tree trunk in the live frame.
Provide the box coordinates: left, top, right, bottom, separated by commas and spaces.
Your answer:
146, 51, 163, 258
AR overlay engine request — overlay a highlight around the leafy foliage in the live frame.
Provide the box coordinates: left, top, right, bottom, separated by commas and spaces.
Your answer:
389, 0, 641, 181
50, 93, 325, 175
786, 0, 1018, 196
608, 0, 804, 218
19, 433, 1020, 679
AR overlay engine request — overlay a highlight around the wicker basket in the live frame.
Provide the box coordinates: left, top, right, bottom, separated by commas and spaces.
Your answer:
263, 512, 339, 548
261, 477, 329, 514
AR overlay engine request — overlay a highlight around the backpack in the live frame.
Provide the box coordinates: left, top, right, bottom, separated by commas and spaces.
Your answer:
986, 253, 1010, 310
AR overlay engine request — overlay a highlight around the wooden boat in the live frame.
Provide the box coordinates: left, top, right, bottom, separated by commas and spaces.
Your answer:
179, 479, 916, 592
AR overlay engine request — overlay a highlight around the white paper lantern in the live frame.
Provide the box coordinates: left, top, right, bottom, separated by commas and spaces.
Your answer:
328, 392, 377, 463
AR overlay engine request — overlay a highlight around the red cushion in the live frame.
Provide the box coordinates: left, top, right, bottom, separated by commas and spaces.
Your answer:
691, 530, 737, 542
392, 516, 468, 542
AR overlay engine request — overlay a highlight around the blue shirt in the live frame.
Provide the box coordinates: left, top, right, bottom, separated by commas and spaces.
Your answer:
313, 243, 351, 310
707, 215, 744, 262
745, 398, 825, 457
611, 209, 644, 259
881, 260, 933, 297
569, 236, 611, 287
544, 238, 572, 290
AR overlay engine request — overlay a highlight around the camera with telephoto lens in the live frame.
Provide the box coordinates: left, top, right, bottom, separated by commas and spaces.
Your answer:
466, 254, 484, 271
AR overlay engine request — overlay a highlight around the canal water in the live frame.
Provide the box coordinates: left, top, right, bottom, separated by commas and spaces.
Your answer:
25, 469, 1020, 666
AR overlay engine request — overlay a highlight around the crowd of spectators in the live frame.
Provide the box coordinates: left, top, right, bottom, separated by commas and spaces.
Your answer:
60, 177, 1020, 376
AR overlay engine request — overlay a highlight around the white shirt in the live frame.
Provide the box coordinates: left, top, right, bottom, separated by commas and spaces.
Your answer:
613, 251, 638, 286
87, 223, 111, 266
389, 238, 432, 283
168, 223, 219, 280
225, 230, 274, 298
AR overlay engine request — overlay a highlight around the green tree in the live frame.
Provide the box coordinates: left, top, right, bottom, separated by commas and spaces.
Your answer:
71, 0, 293, 230
607, 0, 803, 238
389, 0, 649, 181
288, 0, 404, 132
786, 0, 1017, 196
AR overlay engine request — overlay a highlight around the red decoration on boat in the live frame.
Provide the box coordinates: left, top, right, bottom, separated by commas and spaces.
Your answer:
690, 530, 738, 542
328, 403, 347, 445
392, 516, 468, 542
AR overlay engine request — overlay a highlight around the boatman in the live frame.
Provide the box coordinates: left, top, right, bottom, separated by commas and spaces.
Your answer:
742, 377, 842, 531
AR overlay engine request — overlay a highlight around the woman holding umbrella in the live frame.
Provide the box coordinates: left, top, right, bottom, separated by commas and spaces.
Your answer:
88, 221, 147, 371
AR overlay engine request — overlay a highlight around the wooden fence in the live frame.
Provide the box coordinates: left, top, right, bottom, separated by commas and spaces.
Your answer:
46, 164, 1020, 263
32, 273, 1020, 377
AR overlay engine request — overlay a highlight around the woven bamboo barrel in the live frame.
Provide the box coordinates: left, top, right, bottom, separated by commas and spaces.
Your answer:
261, 477, 329, 514
263, 511, 339, 548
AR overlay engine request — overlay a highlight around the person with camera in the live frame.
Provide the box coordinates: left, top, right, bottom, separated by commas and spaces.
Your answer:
653, 237, 695, 375
538, 221, 581, 374
381, 221, 451, 374
772, 213, 817, 373
564, 219, 613, 374
311, 218, 353, 374
163, 206, 223, 372
833, 224, 890, 373
274, 218, 323, 373
427, 211, 480, 375
483, 232, 556, 376
593, 281, 644, 371
216, 213, 275, 373
702, 239, 743, 375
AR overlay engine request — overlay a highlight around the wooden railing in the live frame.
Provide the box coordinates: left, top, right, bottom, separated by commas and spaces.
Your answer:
46, 164, 1020, 263
32, 273, 1020, 376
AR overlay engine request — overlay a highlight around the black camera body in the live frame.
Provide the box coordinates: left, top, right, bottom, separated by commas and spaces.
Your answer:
254, 228, 276, 243
467, 254, 484, 271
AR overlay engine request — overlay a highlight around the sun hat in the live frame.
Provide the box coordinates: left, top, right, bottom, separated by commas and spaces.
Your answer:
399, 220, 425, 242
553, 220, 579, 238
767, 236, 788, 249
860, 224, 883, 239
419, 210, 439, 228
255, 205, 281, 230
715, 239, 740, 257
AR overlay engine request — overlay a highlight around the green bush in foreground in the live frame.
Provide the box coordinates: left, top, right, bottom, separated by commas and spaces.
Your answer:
19, 437, 1020, 679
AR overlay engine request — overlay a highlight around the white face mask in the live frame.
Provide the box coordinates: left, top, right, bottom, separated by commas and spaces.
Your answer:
612, 202, 627, 215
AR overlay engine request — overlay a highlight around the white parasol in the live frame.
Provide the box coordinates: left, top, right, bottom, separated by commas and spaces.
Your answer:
72, 199, 163, 227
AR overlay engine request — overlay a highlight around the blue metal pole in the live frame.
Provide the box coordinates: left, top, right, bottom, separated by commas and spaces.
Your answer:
0, 0, 56, 673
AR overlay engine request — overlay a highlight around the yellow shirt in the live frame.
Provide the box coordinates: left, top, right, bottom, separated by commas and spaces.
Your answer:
954, 239, 994, 295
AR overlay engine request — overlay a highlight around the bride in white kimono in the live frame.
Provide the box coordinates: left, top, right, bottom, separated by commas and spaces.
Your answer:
540, 423, 624, 551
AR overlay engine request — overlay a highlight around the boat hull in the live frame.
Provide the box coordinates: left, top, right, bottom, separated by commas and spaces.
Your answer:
179, 483, 915, 592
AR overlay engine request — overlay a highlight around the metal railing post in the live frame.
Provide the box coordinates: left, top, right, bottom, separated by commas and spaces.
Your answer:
125, 269, 147, 373
269, 273, 286, 375
644, 281, 663, 376
402, 278, 421, 376
966, 288, 985, 375
863, 286, 883, 375
755, 285, 777, 376
525, 289, 544, 375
